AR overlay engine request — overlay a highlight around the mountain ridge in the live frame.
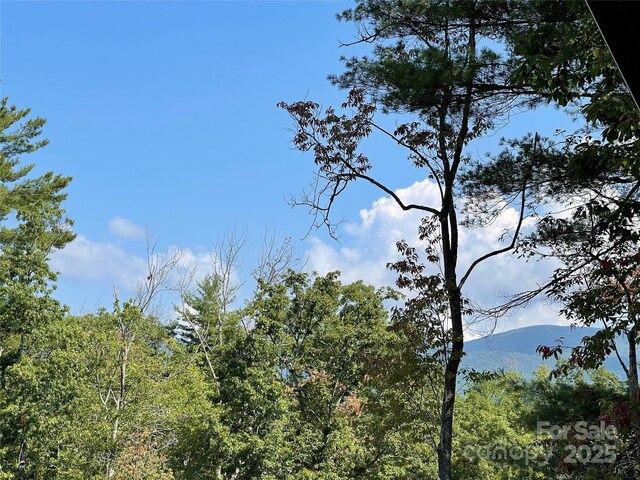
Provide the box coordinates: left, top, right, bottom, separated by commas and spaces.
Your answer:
461, 324, 628, 380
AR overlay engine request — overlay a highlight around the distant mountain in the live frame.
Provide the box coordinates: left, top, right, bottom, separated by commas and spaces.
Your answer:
461, 325, 629, 381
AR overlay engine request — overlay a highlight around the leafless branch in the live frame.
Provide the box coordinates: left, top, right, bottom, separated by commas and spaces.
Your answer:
458, 179, 528, 291
371, 122, 445, 201
134, 231, 192, 318
350, 171, 443, 217
253, 229, 300, 286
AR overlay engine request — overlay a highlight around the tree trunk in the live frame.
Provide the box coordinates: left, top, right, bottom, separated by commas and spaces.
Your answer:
18, 438, 27, 473
438, 287, 464, 480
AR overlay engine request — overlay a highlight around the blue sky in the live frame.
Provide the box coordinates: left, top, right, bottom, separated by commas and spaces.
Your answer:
2, 1, 579, 333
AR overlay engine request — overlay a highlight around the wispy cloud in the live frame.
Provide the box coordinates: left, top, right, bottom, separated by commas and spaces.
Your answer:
108, 216, 146, 240
51, 234, 148, 288
51, 235, 219, 303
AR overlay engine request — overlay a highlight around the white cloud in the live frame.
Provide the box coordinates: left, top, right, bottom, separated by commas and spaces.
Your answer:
51, 235, 221, 306
108, 216, 146, 240
304, 178, 563, 335
51, 234, 148, 288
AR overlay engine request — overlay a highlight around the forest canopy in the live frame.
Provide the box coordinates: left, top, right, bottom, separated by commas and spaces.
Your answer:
1, 1, 639, 479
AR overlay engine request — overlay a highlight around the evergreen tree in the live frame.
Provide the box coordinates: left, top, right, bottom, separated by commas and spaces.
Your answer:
0, 98, 74, 478
278, 1, 571, 477
0, 98, 74, 354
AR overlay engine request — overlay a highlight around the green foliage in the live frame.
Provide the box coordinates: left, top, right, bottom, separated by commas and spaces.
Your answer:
523, 367, 628, 480
282, 3, 569, 477
0, 306, 217, 479
333, 0, 530, 119
454, 373, 546, 480
241, 271, 399, 478
0, 98, 74, 348
0, 98, 75, 479
460, 0, 640, 407
168, 270, 425, 479
453, 368, 632, 480
2, 1, 639, 478
507, 0, 638, 144
172, 274, 226, 347
527, 366, 626, 426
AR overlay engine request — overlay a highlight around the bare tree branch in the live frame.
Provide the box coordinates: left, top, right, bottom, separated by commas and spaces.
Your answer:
458, 180, 528, 291
253, 230, 300, 286
134, 231, 192, 318
370, 122, 445, 202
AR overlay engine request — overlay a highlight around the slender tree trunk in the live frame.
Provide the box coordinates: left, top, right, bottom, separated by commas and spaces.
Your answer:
438, 287, 464, 480
17, 438, 27, 473
436, 17, 476, 478
628, 325, 639, 398
107, 327, 132, 478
